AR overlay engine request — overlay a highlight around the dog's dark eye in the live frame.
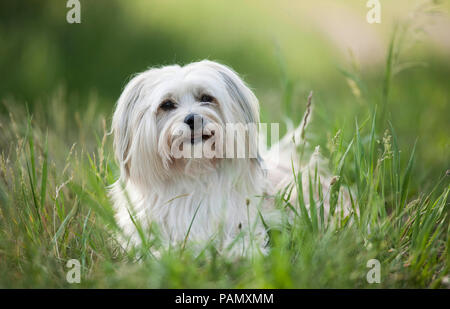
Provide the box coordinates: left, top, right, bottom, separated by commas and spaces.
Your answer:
200, 94, 214, 103
160, 100, 176, 111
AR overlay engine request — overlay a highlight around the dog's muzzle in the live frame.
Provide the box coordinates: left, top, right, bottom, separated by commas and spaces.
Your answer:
184, 113, 213, 144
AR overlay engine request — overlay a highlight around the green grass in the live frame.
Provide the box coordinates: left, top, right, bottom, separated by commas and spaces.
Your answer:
0, 75, 448, 289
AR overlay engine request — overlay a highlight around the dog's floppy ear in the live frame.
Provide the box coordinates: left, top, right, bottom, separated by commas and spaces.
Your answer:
200, 60, 263, 167
112, 71, 149, 179
202, 60, 260, 124
113, 65, 181, 180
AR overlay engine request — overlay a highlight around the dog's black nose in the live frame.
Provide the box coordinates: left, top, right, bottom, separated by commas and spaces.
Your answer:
184, 113, 202, 130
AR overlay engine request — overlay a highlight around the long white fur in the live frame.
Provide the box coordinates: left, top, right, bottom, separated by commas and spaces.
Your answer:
110, 60, 347, 256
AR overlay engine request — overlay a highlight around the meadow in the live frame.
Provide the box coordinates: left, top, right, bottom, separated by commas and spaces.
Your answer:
0, 1, 448, 288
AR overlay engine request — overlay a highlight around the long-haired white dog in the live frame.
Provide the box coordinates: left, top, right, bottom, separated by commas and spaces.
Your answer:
110, 60, 347, 255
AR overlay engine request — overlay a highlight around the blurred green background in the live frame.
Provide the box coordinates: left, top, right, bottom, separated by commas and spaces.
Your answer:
0, 0, 448, 187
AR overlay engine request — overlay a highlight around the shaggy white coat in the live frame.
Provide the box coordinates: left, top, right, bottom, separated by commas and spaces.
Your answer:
110, 60, 346, 255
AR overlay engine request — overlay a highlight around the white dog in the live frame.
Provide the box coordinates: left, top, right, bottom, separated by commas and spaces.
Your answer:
110, 60, 347, 256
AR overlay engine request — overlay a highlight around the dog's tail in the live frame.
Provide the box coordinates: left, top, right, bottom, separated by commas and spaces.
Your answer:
262, 91, 314, 163
261, 91, 353, 221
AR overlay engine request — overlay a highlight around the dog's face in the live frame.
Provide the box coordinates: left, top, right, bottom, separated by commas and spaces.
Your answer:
112, 60, 260, 187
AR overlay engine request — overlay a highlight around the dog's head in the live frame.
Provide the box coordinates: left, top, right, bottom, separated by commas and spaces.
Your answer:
112, 60, 260, 187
